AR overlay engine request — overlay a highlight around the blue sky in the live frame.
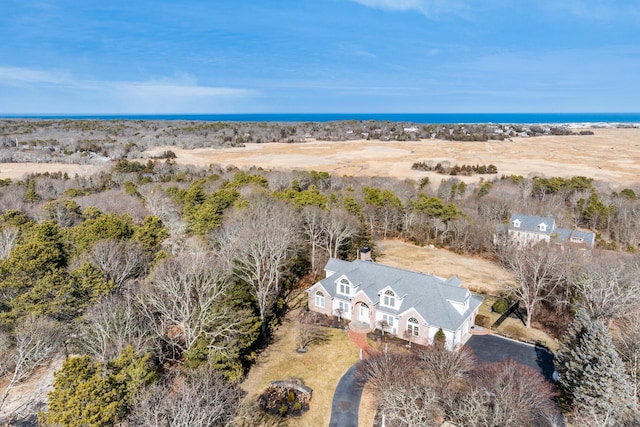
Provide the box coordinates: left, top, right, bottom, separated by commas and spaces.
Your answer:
1, 0, 638, 113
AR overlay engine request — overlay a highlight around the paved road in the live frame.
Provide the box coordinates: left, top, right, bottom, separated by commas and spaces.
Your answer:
329, 361, 366, 427
465, 334, 555, 379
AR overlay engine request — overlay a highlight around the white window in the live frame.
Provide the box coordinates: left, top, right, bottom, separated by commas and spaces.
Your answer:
383, 290, 396, 308
382, 313, 394, 327
407, 317, 419, 337
315, 291, 325, 308
338, 278, 351, 295
538, 223, 547, 232
338, 301, 350, 314
513, 219, 521, 228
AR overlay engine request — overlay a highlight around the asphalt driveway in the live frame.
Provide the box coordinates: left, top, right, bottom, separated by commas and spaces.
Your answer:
465, 334, 555, 380
329, 361, 366, 427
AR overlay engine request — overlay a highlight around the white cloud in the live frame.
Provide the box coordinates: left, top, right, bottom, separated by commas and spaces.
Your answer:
355, 50, 378, 59
349, 0, 468, 18
0, 66, 258, 113
111, 81, 253, 98
0, 66, 71, 86
541, 0, 640, 22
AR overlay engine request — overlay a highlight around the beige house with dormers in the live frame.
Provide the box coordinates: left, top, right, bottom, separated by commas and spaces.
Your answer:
307, 257, 483, 349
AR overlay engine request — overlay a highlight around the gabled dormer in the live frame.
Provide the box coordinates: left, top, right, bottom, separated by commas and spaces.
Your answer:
538, 222, 547, 232
336, 276, 352, 297
512, 219, 521, 228
447, 291, 470, 315
378, 286, 401, 310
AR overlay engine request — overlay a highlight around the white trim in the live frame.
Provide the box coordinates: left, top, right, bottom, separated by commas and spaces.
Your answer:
314, 291, 325, 308
336, 276, 352, 296
378, 286, 399, 309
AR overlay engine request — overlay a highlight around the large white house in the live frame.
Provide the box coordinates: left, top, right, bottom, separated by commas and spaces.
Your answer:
307, 257, 483, 349
497, 213, 595, 249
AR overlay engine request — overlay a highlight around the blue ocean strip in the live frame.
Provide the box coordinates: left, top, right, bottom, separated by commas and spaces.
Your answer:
1, 113, 639, 124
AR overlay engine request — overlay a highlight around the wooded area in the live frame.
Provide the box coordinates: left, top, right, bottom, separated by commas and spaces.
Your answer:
0, 120, 639, 425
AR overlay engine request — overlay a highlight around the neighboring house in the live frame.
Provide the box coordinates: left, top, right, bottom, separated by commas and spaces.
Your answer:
307, 255, 483, 349
496, 213, 595, 249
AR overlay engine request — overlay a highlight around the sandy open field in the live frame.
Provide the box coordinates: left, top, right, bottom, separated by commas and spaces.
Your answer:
0, 163, 106, 180
1, 128, 638, 185
147, 128, 640, 185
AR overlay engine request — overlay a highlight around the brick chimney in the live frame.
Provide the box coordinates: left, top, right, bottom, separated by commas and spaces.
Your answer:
360, 246, 372, 261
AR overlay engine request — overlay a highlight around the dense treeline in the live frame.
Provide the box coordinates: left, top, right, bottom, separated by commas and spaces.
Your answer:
1, 157, 640, 424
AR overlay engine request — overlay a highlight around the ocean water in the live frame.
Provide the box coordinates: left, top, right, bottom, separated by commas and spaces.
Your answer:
2, 112, 640, 124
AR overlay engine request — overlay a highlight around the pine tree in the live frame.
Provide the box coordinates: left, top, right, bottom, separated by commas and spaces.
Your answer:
557, 311, 637, 423
555, 308, 591, 403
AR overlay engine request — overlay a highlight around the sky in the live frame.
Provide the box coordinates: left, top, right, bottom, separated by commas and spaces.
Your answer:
0, 0, 639, 114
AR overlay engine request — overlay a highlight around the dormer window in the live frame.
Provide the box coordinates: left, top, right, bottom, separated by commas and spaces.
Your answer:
383, 289, 396, 308
513, 219, 521, 228
538, 223, 547, 232
338, 278, 351, 295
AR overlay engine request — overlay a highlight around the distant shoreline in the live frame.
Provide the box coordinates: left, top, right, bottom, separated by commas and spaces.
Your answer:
1, 113, 640, 125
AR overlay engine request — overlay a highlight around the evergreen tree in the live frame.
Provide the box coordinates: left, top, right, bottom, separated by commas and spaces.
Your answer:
557, 310, 637, 423
43, 347, 157, 427
555, 308, 591, 398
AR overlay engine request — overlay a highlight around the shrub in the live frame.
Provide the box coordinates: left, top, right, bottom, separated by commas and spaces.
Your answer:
492, 298, 509, 314
434, 328, 446, 346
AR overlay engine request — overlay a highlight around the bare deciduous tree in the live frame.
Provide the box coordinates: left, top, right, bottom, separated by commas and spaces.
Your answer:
447, 360, 558, 427
216, 195, 300, 337
379, 379, 441, 426
142, 187, 186, 235
419, 344, 475, 397
295, 319, 324, 353
78, 292, 155, 363
88, 238, 148, 288
0, 226, 18, 260
323, 208, 358, 259
129, 365, 243, 427
301, 206, 327, 277
138, 250, 241, 361
0, 316, 63, 413
362, 352, 442, 426
569, 254, 640, 322
497, 242, 567, 328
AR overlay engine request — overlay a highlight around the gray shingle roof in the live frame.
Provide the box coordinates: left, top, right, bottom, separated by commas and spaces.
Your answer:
509, 213, 595, 248
318, 259, 482, 331
510, 213, 556, 233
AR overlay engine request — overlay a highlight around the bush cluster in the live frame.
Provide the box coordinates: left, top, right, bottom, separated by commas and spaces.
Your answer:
412, 161, 498, 176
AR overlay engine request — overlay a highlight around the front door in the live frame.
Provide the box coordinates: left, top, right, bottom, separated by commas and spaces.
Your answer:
359, 304, 370, 324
